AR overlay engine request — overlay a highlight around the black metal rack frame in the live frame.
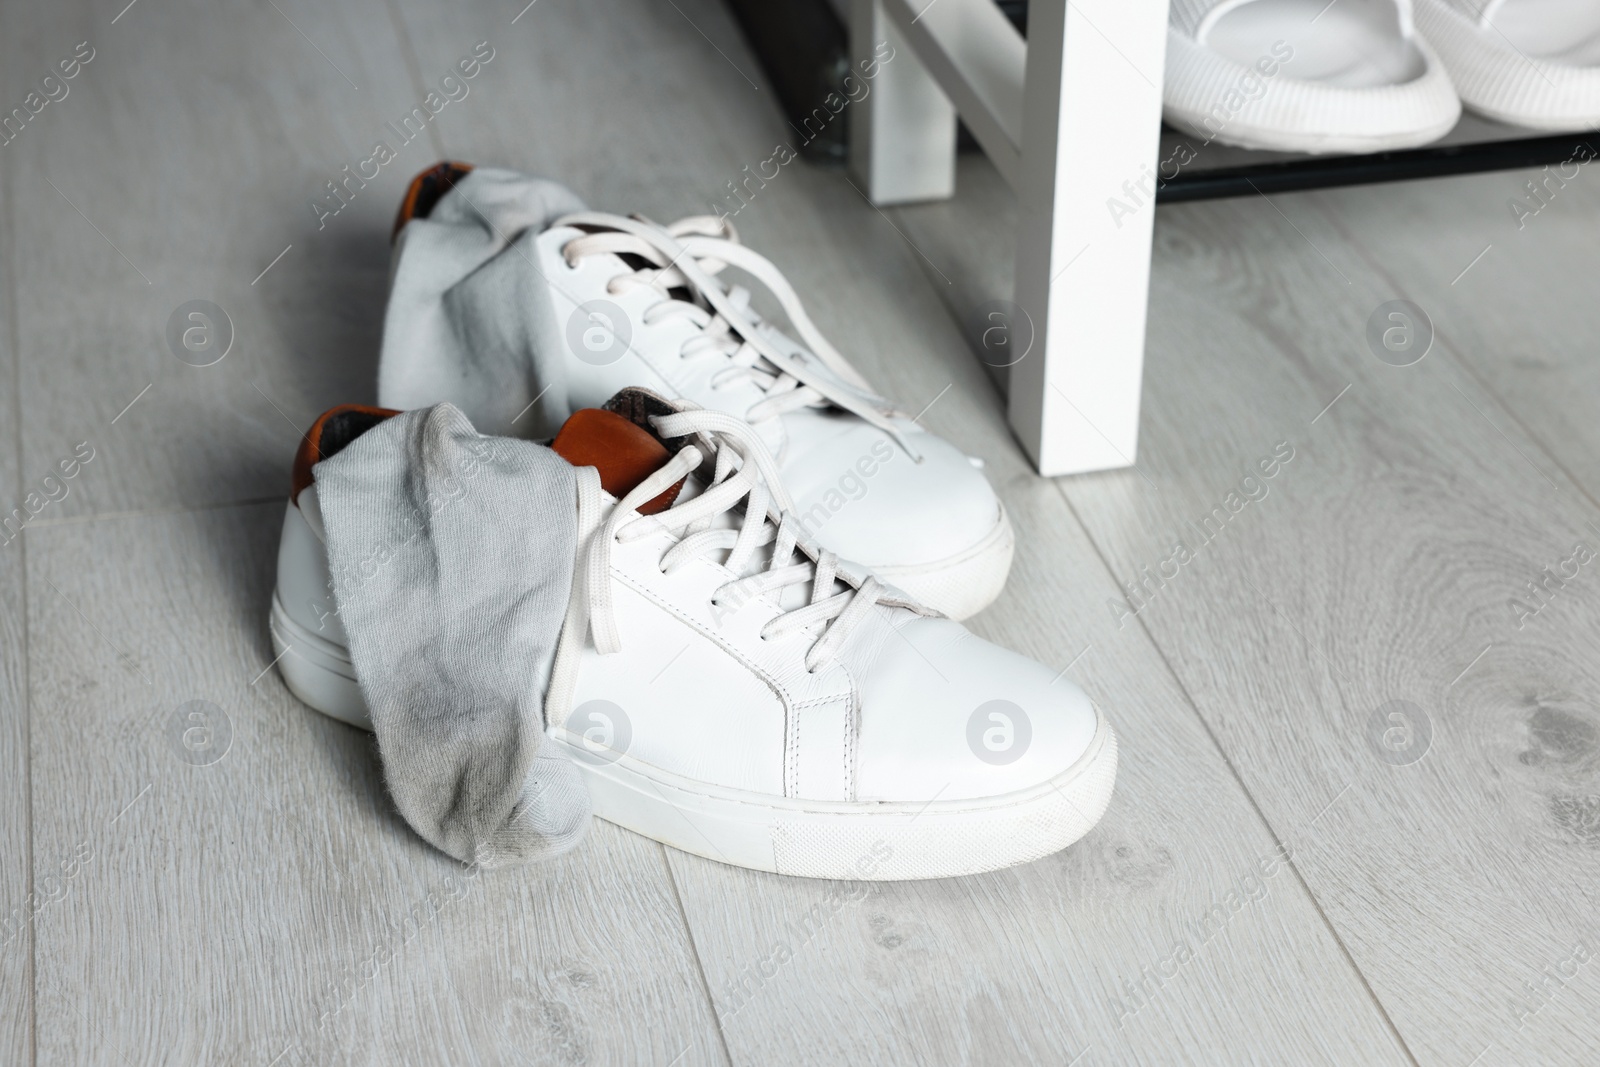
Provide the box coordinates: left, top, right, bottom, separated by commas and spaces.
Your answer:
1158, 129, 1600, 203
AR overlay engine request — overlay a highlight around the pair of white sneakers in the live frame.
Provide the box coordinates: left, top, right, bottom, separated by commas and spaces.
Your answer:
270, 163, 1116, 880
1167, 0, 1600, 155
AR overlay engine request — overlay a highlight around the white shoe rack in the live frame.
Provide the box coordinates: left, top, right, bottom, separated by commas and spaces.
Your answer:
848, 0, 1599, 477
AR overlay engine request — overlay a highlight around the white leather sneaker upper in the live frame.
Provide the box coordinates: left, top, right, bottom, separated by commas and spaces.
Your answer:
543, 406, 1098, 805
378, 167, 1012, 619
545, 214, 1009, 584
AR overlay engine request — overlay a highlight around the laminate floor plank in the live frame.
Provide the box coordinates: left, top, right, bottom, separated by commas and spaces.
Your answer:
24, 503, 724, 1066
1305, 163, 1600, 506
1, 155, 36, 1067
895, 156, 1600, 1063
5, 0, 436, 521
1047, 182, 1600, 1066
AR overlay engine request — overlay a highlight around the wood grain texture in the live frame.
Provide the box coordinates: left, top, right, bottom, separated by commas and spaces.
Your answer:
386, 0, 805, 242
4, 0, 431, 520
1305, 166, 1600, 506
897, 154, 1600, 1064
0, 162, 35, 1067
24, 503, 725, 1066
1056, 188, 1600, 1066
886, 154, 1025, 398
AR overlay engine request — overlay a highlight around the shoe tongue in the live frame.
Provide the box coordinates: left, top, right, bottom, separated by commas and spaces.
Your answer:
550, 407, 686, 516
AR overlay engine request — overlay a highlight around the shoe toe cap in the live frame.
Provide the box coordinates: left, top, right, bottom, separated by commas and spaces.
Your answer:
782, 418, 1001, 571
850, 617, 1103, 803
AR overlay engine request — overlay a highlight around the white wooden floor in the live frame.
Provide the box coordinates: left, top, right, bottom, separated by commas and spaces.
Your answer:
4, 1, 1599, 1064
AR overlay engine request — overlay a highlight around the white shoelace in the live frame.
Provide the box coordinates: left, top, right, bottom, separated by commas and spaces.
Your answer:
579, 408, 890, 674
557, 211, 923, 461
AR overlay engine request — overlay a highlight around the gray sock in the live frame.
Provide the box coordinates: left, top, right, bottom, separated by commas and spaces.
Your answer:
379, 168, 586, 439
313, 403, 591, 867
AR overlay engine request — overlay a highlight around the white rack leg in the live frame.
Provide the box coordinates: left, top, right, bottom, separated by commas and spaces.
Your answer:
1008, 0, 1169, 476
849, 0, 957, 205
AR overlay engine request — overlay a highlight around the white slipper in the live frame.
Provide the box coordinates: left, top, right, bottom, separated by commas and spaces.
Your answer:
1166, 0, 1462, 153
1415, 0, 1600, 130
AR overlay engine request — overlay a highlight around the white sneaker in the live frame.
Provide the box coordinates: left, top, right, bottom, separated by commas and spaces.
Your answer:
1165, 0, 1461, 153
378, 163, 1013, 621
271, 392, 1116, 880
1416, 0, 1600, 130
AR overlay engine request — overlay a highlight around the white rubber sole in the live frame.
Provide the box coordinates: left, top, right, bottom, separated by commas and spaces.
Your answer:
1457, 101, 1600, 132
269, 583, 1118, 880
554, 717, 1116, 879
1164, 109, 1461, 154
269, 593, 369, 728
873, 504, 1014, 621
1416, 0, 1600, 133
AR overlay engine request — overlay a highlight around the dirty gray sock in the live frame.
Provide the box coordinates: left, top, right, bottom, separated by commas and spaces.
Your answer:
379, 168, 586, 439
313, 403, 590, 867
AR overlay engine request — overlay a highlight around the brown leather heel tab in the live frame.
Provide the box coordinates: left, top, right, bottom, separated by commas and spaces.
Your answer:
392, 161, 476, 242
550, 408, 685, 516
292, 405, 400, 501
